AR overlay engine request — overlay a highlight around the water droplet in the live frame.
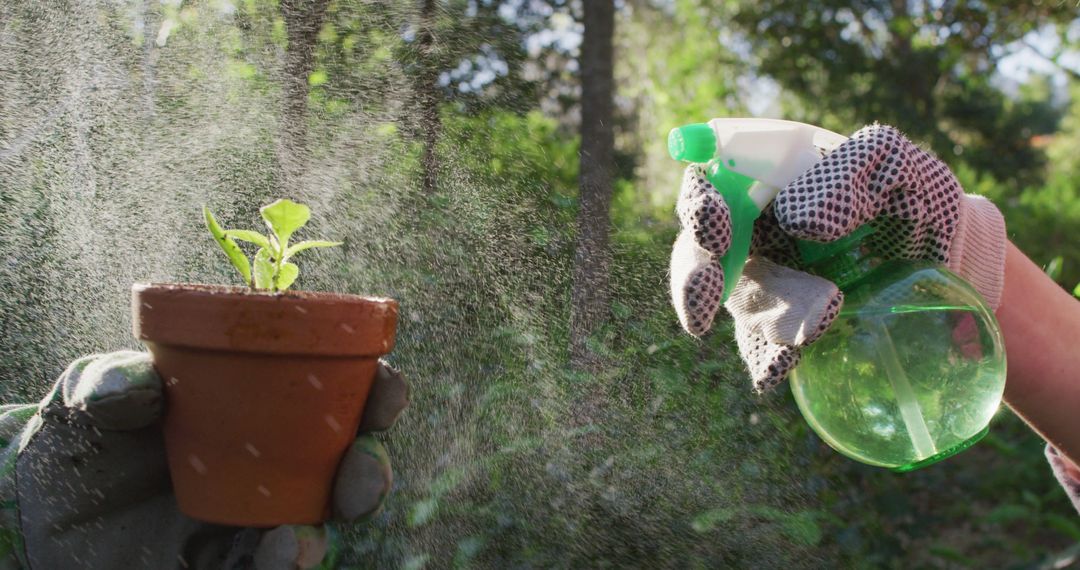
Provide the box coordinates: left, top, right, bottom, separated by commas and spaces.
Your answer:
749, 413, 760, 425
188, 454, 207, 475
324, 414, 342, 432
307, 373, 323, 390
167, 377, 180, 386
141, 302, 153, 309
294, 305, 308, 314
340, 323, 355, 334
245, 443, 261, 457
257, 485, 271, 497
178, 555, 189, 569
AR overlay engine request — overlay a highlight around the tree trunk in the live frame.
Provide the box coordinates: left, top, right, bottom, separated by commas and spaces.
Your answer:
569, 0, 615, 366
416, 0, 441, 195
278, 0, 330, 198
139, 0, 158, 119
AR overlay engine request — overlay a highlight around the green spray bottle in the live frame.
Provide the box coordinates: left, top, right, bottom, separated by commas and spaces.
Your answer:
668, 119, 1006, 472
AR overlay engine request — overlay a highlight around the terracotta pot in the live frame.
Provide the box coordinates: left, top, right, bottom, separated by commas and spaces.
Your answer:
131, 283, 398, 526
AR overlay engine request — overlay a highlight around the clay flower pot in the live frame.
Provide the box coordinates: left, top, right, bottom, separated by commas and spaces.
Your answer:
131, 283, 398, 526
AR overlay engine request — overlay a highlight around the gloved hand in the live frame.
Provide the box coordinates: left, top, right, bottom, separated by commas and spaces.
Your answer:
0, 351, 409, 569
670, 124, 1007, 392
1047, 447, 1080, 515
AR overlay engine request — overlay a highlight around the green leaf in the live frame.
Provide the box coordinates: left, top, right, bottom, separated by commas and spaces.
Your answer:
204, 207, 251, 285
1045, 513, 1080, 541
308, 69, 328, 86
260, 199, 310, 250
402, 554, 429, 570
691, 508, 736, 533
253, 248, 274, 290
1045, 255, 1064, 281
454, 537, 484, 565
375, 123, 397, 137
928, 544, 974, 565
781, 511, 822, 546
430, 467, 468, 497
1073, 281, 1080, 298
223, 229, 272, 251
408, 499, 438, 527
986, 503, 1028, 524
284, 240, 342, 260
276, 262, 299, 291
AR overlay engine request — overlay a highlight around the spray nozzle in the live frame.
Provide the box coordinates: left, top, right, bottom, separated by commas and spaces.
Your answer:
668, 118, 851, 303
667, 123, 716, 163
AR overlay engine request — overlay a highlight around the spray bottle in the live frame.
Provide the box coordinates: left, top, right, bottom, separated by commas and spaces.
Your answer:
668, 119, 1006, 471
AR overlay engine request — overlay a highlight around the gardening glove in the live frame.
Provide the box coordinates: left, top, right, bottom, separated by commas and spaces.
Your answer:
670, 123, 1007, 392
1046, 447, 1080, 515
0, 350, 409, 569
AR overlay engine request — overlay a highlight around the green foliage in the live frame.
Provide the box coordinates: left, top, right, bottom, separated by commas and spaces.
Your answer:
1045, 256, 1064, 282
616, 0, 746, 215
955, 146, 1080, 290
204, 199, 341, 292
729, 0, 1071, 185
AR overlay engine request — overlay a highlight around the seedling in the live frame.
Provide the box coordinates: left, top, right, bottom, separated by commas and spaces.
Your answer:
205, 199, 342, 292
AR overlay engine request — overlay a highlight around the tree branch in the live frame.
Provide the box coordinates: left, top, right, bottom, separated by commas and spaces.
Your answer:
1020, 37, 1080, 82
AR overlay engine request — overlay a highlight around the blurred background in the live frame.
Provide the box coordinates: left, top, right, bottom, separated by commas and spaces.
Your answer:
2, 0, 1079, 567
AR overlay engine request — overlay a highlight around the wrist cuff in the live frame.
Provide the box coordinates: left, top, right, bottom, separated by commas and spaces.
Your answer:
1046, 446, 1080, 515
949, 195, 1006, 310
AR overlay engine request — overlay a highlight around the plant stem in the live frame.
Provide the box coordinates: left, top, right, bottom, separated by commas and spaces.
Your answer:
273, 236, 286, 292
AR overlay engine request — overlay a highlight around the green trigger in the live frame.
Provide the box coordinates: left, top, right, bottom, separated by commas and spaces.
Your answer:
704, 161, 762, 302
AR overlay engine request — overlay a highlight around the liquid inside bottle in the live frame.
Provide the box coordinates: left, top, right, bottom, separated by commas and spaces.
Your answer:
789, 231, 1007, 471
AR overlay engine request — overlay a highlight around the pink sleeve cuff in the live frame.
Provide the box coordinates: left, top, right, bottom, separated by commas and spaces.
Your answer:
1046, 445, 1080, 514
949, 195, 1006, 310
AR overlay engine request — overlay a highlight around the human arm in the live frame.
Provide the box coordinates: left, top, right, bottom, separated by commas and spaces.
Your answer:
996, 241, 1080, 473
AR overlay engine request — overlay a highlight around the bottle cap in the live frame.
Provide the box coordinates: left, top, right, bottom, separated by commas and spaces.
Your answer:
797, 225, 878, 288
668, 123, 716, 163
797, 224, 877, 266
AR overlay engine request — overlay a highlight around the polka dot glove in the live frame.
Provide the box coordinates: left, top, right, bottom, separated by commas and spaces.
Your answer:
0, 351, 409, 569
671, 124, 1006, 393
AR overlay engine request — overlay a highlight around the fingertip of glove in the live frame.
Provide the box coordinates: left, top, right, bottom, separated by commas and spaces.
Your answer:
751, 362, 792, 394
332, 437, 392, 523
674, 264, 725, 337
737, 334, 801, 395
254, 525, 328, 570
801, 288, 844, 346
48, 351, 163, 429
359, 364, 409, 432
751, 352, 799, 394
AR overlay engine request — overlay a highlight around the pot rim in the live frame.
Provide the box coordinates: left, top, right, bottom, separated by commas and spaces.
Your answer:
132, 282, 399, 357
133, 282, 395, 305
